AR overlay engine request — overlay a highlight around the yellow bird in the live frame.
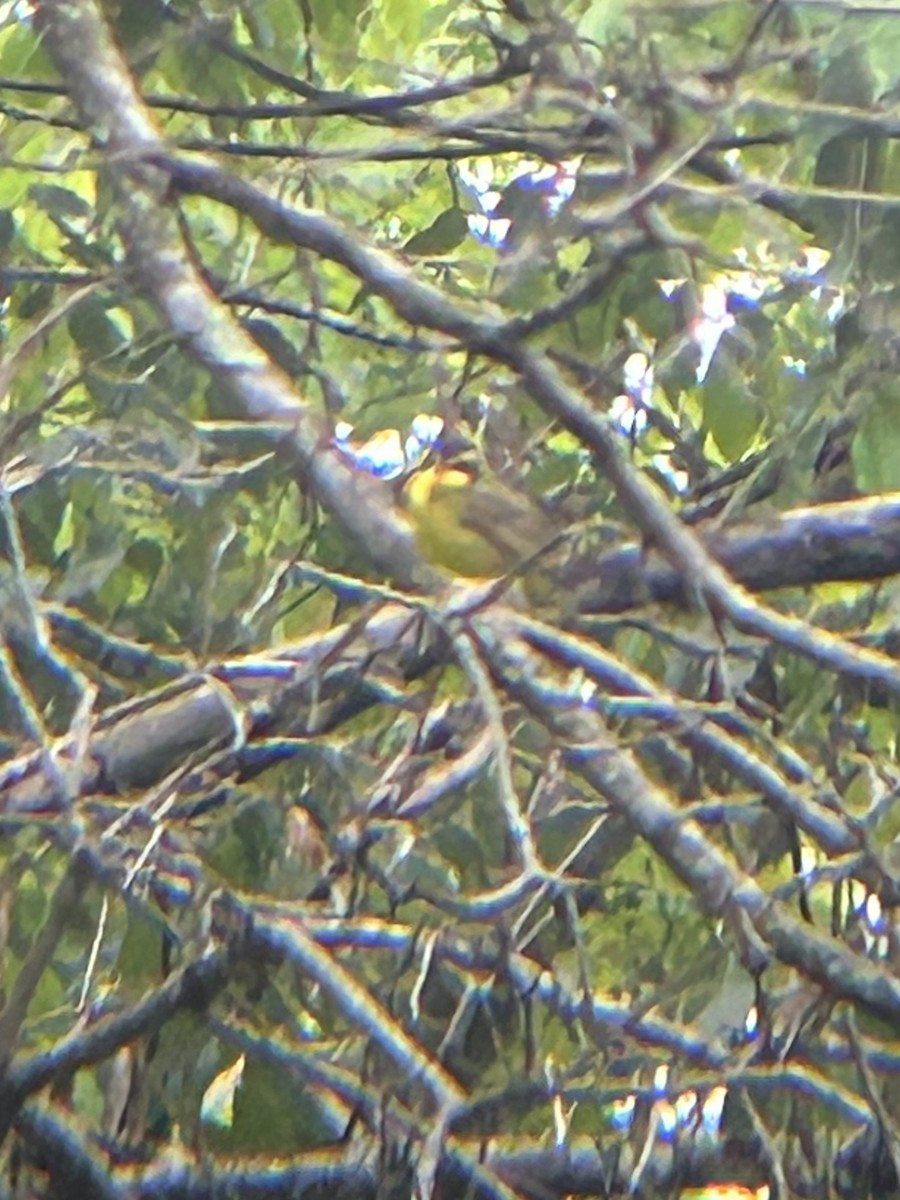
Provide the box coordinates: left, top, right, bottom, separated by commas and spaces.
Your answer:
401, 450, 560, 581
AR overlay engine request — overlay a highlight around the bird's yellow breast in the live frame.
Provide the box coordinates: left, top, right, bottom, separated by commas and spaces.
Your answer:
402, 462, 556, 580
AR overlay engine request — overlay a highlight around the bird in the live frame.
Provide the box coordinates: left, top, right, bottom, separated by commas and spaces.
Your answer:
400, 440, 561, 582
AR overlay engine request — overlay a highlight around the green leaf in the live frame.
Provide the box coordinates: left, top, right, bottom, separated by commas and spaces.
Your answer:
68, 297, 128, 360
229, 1058, 336, 1152
700, 350, 764, 463
403, 207, 469, 256
29, 184, 93, 220
852, 386, 900, 492
201, 1054, 245, 1130
0, 208, 16, 251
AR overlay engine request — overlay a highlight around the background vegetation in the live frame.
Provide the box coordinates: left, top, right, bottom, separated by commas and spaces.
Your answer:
2, 0, 900, 1196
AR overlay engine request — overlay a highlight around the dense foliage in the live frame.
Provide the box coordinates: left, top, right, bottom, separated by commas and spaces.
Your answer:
2, 0, 900, 1197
